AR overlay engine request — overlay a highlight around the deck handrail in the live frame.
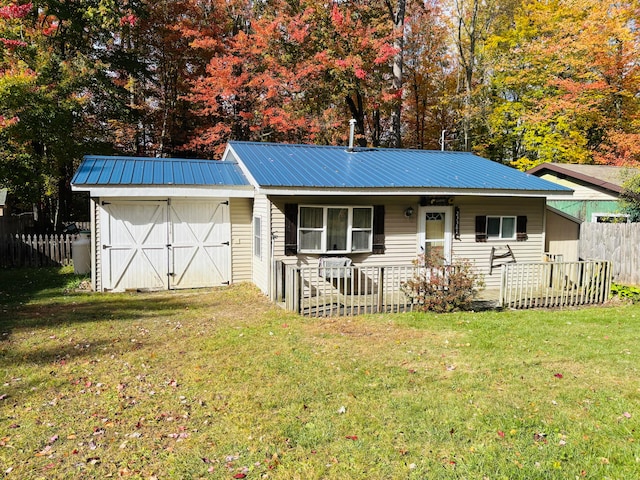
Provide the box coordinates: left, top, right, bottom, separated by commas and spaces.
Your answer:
499, 260, 612, 309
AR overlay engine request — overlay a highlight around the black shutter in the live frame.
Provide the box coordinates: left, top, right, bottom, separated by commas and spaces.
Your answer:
284, 203, 298, 256
475, 215, 487, 242
454, 206, 461, 240
516, 215, 528, 241
372, 205, 385, 254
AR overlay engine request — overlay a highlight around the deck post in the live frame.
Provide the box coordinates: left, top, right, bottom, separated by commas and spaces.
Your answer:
377, 267, 385, 313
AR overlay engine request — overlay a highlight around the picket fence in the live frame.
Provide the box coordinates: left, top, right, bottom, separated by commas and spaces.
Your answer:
0, 233, 77, 268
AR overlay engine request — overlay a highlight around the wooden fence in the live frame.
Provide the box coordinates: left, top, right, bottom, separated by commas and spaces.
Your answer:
580, 223, 640, 285
0, 233, 77, 268
499, 260, 612, 309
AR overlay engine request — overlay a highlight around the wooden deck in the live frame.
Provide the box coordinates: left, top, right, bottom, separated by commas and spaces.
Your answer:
278, 260, 612, 317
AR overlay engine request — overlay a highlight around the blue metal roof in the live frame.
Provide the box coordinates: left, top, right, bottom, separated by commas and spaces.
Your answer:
228, 141, 572, 192
72, 155, 250, 186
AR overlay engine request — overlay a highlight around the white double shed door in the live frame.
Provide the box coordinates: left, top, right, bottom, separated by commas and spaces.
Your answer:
99, 198, 230, 291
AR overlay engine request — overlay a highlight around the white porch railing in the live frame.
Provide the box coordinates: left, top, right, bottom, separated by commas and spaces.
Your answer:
279, 259, 613, 317
283, 264, 418, 317
499, 260, 612, 309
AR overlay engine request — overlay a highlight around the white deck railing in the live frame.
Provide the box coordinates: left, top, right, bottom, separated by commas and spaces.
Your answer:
499, 260, 612, 309
283, 264, 418, 317
279, 259, 613, 317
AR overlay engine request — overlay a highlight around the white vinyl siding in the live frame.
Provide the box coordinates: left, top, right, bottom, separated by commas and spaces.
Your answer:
270, 196, 419, 267
252, 194, 271, 293
230, 198, 253, 283
454, 197, 545, 288
268, 195, 546, 291
546, 208, 579, 261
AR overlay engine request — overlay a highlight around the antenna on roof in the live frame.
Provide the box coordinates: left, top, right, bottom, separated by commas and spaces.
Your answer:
348, 119, 357, 152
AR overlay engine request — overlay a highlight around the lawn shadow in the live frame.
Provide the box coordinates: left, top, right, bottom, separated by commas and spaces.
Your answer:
2, 294, 192, 334
0, 267, 201, 343
0, 266, 77, 307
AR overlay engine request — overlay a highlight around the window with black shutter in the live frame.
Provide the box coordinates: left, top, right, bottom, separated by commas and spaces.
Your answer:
284, 203, 298, 256
475, 216, 487, 242
372, 205, 385, 254
516, 216, 528, 241
284, 203, 384, 254
476, 215, 528, 242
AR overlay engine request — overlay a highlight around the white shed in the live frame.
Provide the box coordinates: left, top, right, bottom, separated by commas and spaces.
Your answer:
71, 156, 254, 292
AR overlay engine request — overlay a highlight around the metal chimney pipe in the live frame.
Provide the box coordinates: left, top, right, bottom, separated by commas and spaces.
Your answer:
348, 118, 357, 151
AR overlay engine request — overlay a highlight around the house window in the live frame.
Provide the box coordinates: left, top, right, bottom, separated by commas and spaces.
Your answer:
476, 215, 527, 242
298, 206, 373, 254
487, 216, 516, 240
253, 216, 262, 259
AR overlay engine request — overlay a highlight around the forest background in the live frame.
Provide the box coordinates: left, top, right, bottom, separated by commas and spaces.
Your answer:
0, 0, 639, 228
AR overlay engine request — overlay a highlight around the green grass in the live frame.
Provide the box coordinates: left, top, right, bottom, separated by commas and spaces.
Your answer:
1, 267, 639, 479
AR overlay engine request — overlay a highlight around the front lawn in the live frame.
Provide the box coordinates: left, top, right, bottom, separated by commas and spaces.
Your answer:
1, 267, 638, 479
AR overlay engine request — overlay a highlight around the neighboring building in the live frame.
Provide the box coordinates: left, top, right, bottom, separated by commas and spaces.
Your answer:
527, 163, 639, 223
71, 142, 572, 294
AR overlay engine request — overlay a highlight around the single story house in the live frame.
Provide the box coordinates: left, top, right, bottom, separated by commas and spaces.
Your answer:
71, 142, 572, 297
527, 163, 639, 223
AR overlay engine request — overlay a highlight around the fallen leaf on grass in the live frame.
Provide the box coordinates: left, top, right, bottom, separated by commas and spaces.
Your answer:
623, 412, 632, 419
554, 373, 563, 379
497, 430, 505, 438
35, 445, 52, 457
533, 432, 547, 443
345, 435, 358, 441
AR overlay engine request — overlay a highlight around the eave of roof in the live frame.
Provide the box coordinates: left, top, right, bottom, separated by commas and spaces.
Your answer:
227, 141, 573, 195
71, 155, 250, 187
527, 163, 627, 194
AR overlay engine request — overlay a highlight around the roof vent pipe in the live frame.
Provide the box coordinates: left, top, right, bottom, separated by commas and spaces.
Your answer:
348, 118, 357, 151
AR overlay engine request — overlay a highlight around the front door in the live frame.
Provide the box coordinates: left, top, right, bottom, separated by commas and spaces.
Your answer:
417, 206, 453, 263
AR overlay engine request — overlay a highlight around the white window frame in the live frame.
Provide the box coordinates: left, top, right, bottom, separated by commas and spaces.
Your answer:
253, 216, 262, 259
486, 216, 516, 240
298, 205, 373, 254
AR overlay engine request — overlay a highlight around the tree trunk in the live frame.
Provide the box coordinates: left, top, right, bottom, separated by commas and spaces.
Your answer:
386, 0, 406, 149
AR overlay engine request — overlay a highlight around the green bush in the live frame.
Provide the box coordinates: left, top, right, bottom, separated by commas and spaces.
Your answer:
610, 283, 640, 303
402, 252, 484, 313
